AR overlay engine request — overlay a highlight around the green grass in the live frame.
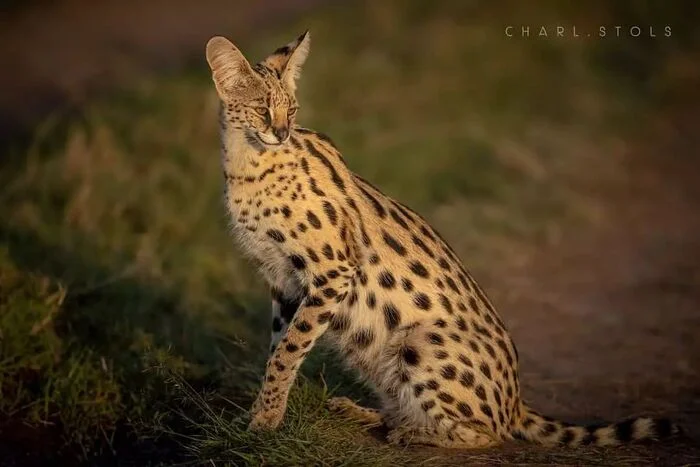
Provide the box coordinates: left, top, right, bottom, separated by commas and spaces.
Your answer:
0, 0, 695, 464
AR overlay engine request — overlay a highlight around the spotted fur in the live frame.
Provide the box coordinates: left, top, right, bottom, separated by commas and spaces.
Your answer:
204, 32, 682, 448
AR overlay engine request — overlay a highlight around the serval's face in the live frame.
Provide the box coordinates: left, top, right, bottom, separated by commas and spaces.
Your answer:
206, 32, 310, 146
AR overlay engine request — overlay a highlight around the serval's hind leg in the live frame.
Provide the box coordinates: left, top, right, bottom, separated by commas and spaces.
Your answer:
327, 396, 382, 427
388, 422, 498, 449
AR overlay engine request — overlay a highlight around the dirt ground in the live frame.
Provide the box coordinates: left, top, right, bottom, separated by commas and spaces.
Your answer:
2, 1, 699, 465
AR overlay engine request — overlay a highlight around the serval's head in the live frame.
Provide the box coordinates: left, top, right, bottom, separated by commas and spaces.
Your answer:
206, 32, 310, 146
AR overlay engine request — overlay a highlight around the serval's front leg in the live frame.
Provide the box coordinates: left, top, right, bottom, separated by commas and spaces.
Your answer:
249, 277, 348, 431
268, 285, 302, 355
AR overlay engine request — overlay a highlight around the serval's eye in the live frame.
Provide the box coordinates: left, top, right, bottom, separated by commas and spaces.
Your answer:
288, 107, 298, 117
254, 107, 268, 116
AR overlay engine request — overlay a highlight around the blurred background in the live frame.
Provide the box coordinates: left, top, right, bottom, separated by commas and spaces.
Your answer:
1, 1, 699, 465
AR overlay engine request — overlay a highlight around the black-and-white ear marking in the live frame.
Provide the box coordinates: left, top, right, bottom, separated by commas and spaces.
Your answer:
205, 36, 256, 98
262, 31, 311, 92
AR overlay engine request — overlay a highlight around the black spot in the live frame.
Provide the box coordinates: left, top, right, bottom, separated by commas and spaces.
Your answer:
458, 272, 471, 291
426, 380, 440, 390
335, 291, 348, 303
361, 227, 371, 247
281, 205, 292, 218
413, 293, 432, 310
356, 181, 386, 218
457, 402, 473, 418
412, 235, 434, 258
496, 338, 510, 356
383, 303, 401, 330
298, 222, 308, 233
420, 225, 435, 241
322, 288, 338, 298
434, 319, 447, 328
473, 321, 493, 339
581, 426, 600, 445
368, 254, 380, 264
469, 340, 480, 353
387, 209, 409, 230
327, 269, 340, 279
522, 417, 536, 428
285, 343, 299, 352
427, 333, 444, 346
559, 428, 576, 445
483, 343, 496, 359
378, 270, 396, 289
480, 404, 493, 419
654, 418, 674, 438
289, 136, 303, 150
347, 290, 358, 307
438, 392, 455, 404
317, 311, 332, 323
409, 261, 430, 278
295, 321, 312, 333
445, 276, 459, 293
289, 255, 306, 270
352, 329, 374, 348
459, 354, 473, 367
322, 201, 338, 225
312, 275, 328, 288
400, 346, 420, 366
272, 316, 283, 332
401, 278, 414, 292
438, 257, 451, 271
306, 248, 320, 263
492, 389, 501, 405
309, 178, 326, 196
312, 130, 339, 150
459, 371, 475, 388
449, 333, 461, 343
421, 400, 436, 411
306, 140, 346, 193
274, 42, 296, 58
475, 385, 487, 401
358, 270, 368, 286
300, 157, 310, 174
305, 296, 324, 307
330, 314, 350, 332
456, 316, 468, 331
441, 365, 457, 380
414, 384, 425, 397
615, 419, 635, 443
263, 208, 271, 217
274, 361, 286, 372
307, 211, 322, 229
540, 422, 558, 436
434, 350, 449, 359
382, 230, 407, 256
438, 294, 453, 314
366, 292, 377, 309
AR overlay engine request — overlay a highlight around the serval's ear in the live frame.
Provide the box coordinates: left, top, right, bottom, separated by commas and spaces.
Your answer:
262, 31, 311, 93
205, 36, 256, 98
